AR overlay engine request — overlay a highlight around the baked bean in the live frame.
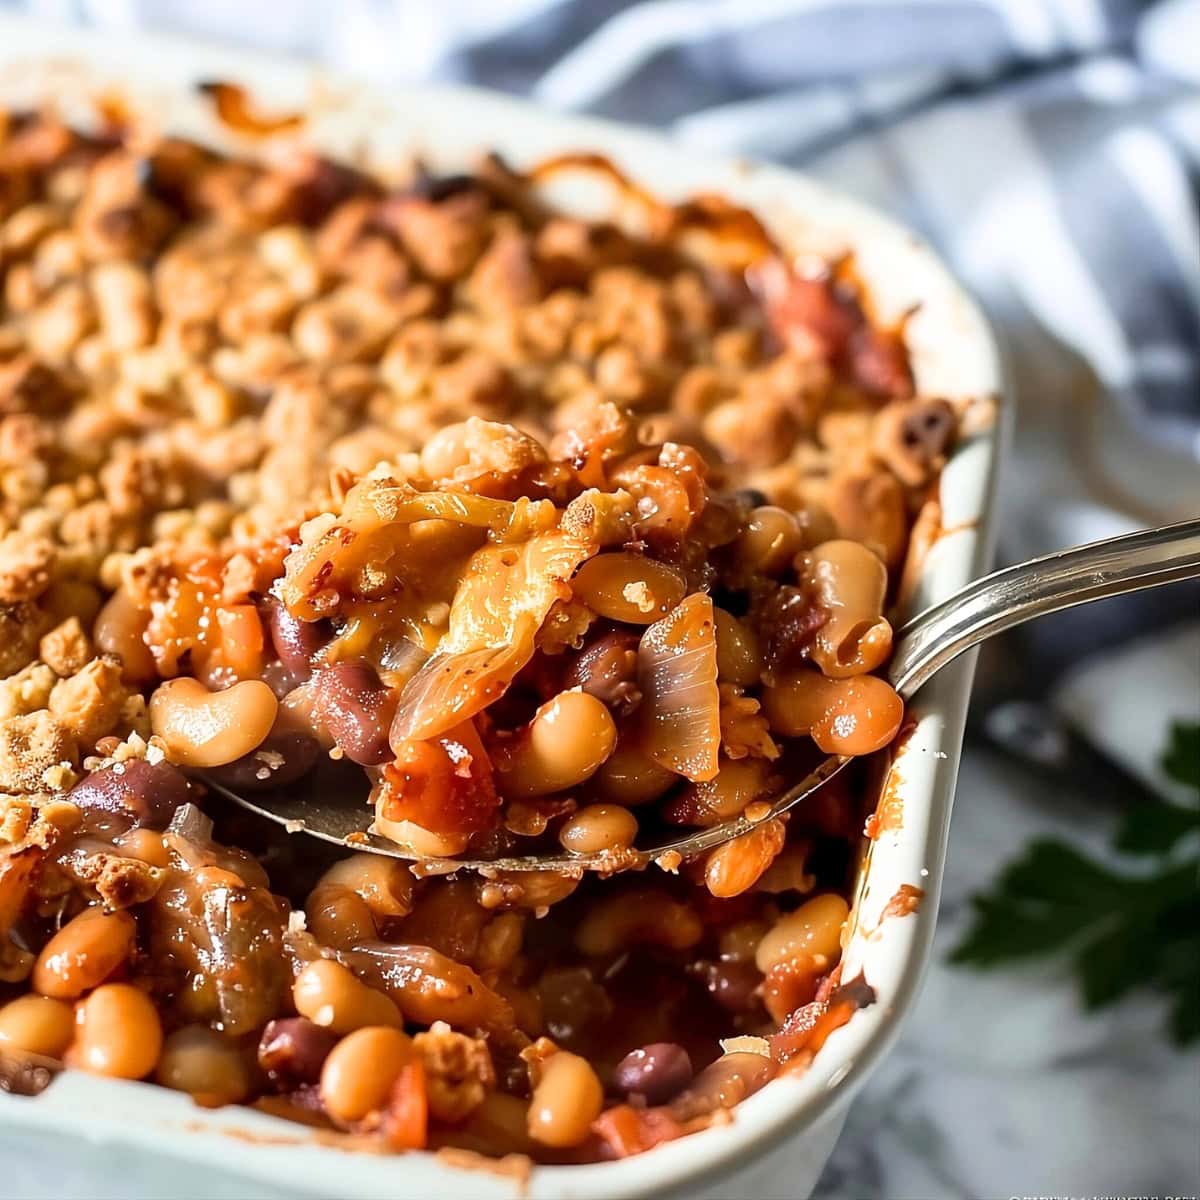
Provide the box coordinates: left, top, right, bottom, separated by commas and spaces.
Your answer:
257, 1017, 338, 1089
0, 994, 75, 1057
112, 827, 170, 868
805, 540, 891, 678
762, 671, 903, 755
762, 957, 820, 1023
592, 737, 678, 806
315, 854, 414, 920
67, 759, 193, 830
32, 907, 136, 999
156, 1025, 251, 1104
264, 596, 330, 681
670, 1051, 778, 1121
668, 757, 773, 827
476, 870, 580, 912
527, 1050, 604, 1148
570, 552, 686, 624
718, 919, 769, 964
558, 804, 638, 854
757, 845, 815, 893
734, 506, 804, 575
755, 893, 849, 973
703, 818, 786, 898
72, 983, 163, 1079
320, 1025, 414, 1123
203, 731, 322, 792
575, 889, 703, 956
292, 958, 402, 1034
149, 677, 278, 769
311, 661, 397, 766
872, 396, 955, 487
713, 608, 763, 686
613, 1043, 693, 1104
94, 587, 156, 683
305, 855, 414, 949
563, 628, 641, 713
458, 1092, 535, 1156
370, 814, 471, 858
496, 691, 616, 799
826, 465, 909, 569
306, 884, 380, 949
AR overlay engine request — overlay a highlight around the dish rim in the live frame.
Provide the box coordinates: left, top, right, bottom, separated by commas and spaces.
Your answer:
0, 16, 1010, 1199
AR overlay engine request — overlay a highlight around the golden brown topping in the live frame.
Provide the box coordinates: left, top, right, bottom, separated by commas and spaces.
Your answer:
0, 710, 75, 794
413, 1021, 495, 1124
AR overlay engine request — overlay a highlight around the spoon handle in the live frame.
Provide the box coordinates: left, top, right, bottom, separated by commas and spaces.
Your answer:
888, 518, 1200, 698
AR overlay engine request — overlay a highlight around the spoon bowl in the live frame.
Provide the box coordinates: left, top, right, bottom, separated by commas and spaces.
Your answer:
207, 517, 1200, 870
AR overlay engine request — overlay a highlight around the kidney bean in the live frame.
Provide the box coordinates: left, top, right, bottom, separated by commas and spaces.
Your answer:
311, 661, 397, 766
563, 628, 641, 715
613, 1043, 693, 1104
257, 1017, 338, 1090
203, 732, 322, 792
67, 760, 194, 830
688, 959, 764, 1013
265, 597, 331, 682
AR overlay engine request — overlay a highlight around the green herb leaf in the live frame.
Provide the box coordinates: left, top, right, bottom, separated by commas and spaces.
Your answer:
952, 721, 1200, 1044
1162, 721, 1200, 793
1115, 799, 1200, 855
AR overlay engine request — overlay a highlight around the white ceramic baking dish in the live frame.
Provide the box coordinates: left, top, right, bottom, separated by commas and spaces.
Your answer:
0, 17, 1007, 1199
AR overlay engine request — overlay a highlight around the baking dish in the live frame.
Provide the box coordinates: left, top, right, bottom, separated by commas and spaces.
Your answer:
0, 15, 1007, 1199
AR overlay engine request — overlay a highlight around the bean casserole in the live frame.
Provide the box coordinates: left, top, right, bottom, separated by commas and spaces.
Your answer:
0, 102, 957, 1164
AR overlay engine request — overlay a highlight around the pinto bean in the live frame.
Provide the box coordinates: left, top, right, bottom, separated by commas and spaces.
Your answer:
71, 983, 163, 1080
66, 760, 193, 830
32, 907, 136, 999
320, 1026, 415, 1124
311, 661, 397, 766
495, 691, 616, 799
149, 678, 278, 769
156, 1025, 251, 1104
527, 1050, 604, 1148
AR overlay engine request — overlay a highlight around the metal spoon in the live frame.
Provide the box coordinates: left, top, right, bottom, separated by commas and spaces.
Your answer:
205, 518, 1200, 873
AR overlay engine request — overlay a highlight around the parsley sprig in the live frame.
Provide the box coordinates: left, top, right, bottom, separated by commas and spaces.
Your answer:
951, 722, 1200, 1044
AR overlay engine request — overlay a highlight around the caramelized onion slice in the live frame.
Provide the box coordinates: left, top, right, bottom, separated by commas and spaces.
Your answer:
280, 478, 558, 620
391, 530, 595, 742
637, 593, 721, 783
